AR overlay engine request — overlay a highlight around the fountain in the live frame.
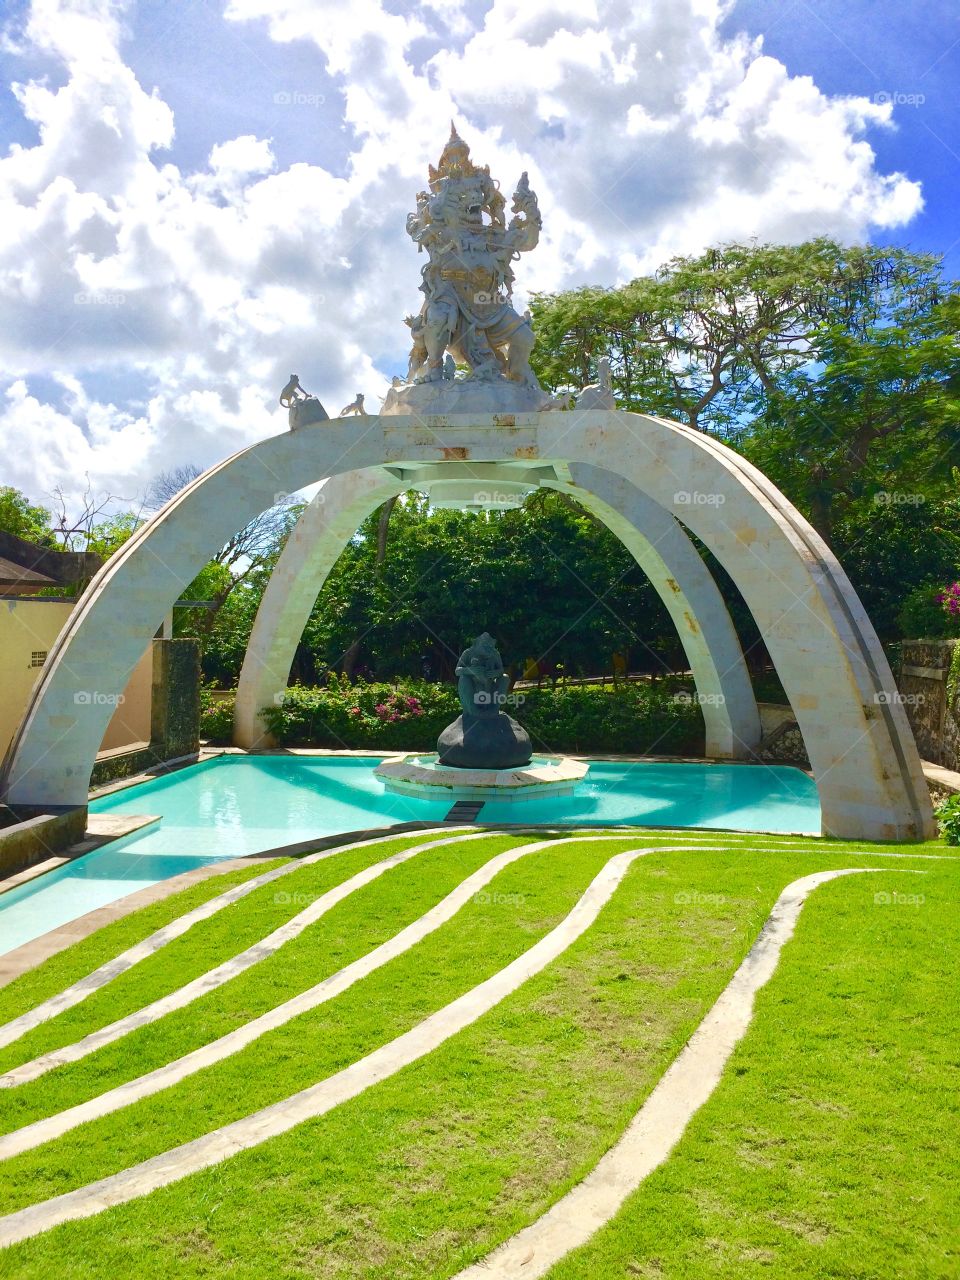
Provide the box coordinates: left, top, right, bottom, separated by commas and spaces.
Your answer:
375, 633, 587, 804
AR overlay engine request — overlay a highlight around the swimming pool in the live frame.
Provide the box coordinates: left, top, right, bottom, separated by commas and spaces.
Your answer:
0, 754, 819, 956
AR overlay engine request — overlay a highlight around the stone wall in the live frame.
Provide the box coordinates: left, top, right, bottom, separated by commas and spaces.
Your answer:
90, 638, 200, 787
895, 640, 960, 771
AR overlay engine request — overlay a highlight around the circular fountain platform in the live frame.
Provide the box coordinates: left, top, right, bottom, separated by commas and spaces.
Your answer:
375, 754, 588, 804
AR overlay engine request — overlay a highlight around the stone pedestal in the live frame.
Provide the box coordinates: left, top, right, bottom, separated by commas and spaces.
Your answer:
437, 712, 532, 769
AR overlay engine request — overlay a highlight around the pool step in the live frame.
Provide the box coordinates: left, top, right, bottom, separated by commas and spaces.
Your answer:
445, 800, 484, 823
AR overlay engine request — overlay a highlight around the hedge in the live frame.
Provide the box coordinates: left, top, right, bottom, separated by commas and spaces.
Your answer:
227, 677, 706, 756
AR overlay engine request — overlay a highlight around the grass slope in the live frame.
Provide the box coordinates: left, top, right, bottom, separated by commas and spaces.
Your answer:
0, 833, 955, 1279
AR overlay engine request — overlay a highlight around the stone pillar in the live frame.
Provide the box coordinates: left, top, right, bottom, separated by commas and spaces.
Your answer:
150, 637, 200, 761
897, 639, 959, 770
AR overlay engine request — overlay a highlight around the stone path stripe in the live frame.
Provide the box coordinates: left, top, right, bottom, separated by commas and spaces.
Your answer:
0, 840, 706, 1246
452, 866, 924, 1279
0, 830, 488, 1088
0, 837, 692, 1159
0, 826, 463, 1046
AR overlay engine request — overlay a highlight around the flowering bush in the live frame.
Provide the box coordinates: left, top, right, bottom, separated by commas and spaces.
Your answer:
259, 677, 704, 755
260, 679, 458, 750
937, 582, 960, 620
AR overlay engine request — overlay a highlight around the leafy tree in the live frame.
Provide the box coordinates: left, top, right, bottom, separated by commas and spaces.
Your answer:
0, 487, 54, 545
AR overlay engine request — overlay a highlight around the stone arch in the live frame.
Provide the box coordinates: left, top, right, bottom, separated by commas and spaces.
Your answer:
0, 411, 932, 839
234, 463, 760, 757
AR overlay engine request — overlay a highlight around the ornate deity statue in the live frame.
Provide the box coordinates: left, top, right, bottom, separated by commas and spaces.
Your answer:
382, 124, 547, 415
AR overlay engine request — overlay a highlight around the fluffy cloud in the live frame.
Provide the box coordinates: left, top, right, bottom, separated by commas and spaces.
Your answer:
0, 0, 922, 511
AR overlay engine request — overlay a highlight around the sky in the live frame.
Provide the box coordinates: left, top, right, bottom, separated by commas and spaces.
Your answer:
0, 0, 956, 515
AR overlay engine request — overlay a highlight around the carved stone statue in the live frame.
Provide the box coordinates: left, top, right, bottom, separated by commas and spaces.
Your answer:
382, 125, 553, 417
575, 356, 616, 410
437, 632, 532, 769
338, 393, 365, 417
279, 373, 328, 430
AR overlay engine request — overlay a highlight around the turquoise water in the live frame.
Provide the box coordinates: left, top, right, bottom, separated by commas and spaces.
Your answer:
0, 755, 819, 957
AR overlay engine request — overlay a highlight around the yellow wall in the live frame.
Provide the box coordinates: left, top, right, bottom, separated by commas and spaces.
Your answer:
0, 599, 153, 762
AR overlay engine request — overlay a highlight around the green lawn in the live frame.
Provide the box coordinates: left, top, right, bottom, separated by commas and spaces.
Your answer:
0, 829, 956, 1278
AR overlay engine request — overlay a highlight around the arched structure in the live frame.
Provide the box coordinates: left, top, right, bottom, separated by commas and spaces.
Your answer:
234, 463, 761, 757
0, 411, 934, 840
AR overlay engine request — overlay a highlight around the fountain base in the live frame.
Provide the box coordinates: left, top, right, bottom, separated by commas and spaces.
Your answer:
375, 754, 588, 804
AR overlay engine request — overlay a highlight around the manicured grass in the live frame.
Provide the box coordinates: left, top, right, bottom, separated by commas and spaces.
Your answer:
0, 832, 955, 1279
0, 833, 627, 1211
546, 855, 960, 1278
0, 831, 463, 1077
0, 856, 291, 1024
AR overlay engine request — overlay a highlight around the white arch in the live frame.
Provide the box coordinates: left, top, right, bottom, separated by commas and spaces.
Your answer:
233, 462, 760, 756
234, 468, 403, 747
0, 411, 933, 839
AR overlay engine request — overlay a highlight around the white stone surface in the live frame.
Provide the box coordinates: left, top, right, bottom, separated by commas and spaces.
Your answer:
0, 411, 932, 839
0, 834, 645, 1158
375, 754, 588, 802
0, 830, 486, 1087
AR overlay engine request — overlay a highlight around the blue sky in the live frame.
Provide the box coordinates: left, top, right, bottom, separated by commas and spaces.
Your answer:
726, 0, 960, 274
0, 0, 954, 506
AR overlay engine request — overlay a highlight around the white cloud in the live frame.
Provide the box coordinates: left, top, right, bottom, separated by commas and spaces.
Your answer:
0, 0, 923, 513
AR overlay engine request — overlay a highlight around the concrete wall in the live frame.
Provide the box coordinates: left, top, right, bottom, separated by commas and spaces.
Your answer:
897, 640, 960, 770
99, 643, 153, 752
0, 599, 73, 761
0, 598, 152, 763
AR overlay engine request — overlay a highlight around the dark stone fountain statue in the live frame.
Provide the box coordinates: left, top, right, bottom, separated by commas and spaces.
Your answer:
437, 633, 532, 769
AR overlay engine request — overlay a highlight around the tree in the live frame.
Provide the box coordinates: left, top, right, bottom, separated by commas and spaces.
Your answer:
0, 487, 53, 545
146, 464, 303, 648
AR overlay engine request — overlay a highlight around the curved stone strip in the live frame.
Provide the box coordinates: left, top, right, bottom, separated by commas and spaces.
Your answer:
0, 827, 459, 1052
0, 835, 694, 1159
0, 830, 489, 1088
452, 866, 923, 1279
0, 840, 705, 1245
0, 836, 678, 1156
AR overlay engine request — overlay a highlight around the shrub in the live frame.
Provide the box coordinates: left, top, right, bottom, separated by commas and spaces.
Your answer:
898, 582, 960, 639
199, 691, 235, 744
260, 677, 704, 756
260, 679, 458, 750
936, 794, 960, 846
